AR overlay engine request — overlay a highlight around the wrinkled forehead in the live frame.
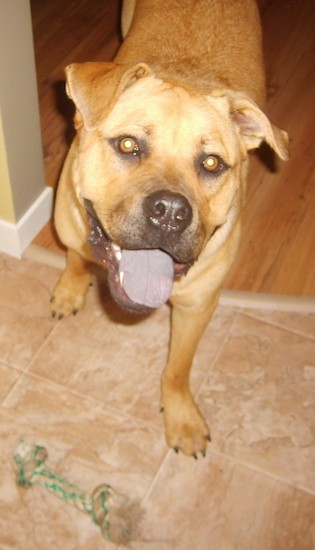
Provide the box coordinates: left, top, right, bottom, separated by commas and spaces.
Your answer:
103, 77, 238, 162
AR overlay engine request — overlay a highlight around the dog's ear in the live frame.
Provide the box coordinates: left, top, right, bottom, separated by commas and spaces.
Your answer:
228, 93, 289, 160
65, 62, 152, 131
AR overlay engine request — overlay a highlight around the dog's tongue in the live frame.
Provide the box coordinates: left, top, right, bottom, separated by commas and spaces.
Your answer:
119, 249, 174, 308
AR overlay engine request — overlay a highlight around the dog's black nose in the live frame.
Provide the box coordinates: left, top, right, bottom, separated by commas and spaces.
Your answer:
144, 190, 192, 234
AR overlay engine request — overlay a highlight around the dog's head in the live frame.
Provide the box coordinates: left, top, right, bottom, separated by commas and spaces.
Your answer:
65, 62, 288, 311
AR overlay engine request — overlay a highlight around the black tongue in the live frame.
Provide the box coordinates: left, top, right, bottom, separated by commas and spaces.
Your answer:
119, 249, 174, 308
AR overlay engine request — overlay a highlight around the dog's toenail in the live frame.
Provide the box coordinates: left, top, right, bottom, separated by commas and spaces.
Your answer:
174, 447, 179, 454
193, 453, 198, 460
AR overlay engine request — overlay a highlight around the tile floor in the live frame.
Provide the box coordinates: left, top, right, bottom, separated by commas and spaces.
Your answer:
0, 252, 315, 549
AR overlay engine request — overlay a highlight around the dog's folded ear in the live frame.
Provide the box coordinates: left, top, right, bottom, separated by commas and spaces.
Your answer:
227, 92, 289, 161
65, 62, 153, 131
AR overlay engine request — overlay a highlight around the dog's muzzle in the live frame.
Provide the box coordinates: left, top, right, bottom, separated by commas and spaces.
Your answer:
84, 198, 193, 313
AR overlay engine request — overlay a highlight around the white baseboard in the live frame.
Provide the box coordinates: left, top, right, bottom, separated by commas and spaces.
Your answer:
0, 186, 54, 258
220, 289, 315, 313
23, 243, 66, 270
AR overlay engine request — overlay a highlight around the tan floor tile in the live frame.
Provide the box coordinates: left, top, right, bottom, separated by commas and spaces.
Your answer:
1, 253, 314, 548
28, 279, 236, 426
243, 308, 315, 340
0, 254, 57, 369
0, 253, 59, 316
0, 304, 55, 369
0, 374, 167, 549
141, 452, 315, 550
0, 362, 22, 404
28, 300, 170, 425
199, 313, 315, 492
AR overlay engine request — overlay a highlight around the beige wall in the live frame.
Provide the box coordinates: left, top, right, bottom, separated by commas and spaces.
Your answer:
0, 113, 15, 221
0, 0, 45, 223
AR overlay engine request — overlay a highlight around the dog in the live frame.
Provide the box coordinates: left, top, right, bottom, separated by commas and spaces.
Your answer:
51, 0, 288, 458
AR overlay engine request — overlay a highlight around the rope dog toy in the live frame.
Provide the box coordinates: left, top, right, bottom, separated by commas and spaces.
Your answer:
14, 440, 143, 545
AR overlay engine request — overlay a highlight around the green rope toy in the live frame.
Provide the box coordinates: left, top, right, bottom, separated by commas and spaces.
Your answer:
14, 440, 143, 545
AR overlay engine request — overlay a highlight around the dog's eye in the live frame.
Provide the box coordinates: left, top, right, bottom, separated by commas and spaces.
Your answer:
117, 136, 140, 156
202, 155, 223, 173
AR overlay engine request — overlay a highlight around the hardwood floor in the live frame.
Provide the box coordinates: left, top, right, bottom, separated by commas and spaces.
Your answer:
30, 0, 315, 296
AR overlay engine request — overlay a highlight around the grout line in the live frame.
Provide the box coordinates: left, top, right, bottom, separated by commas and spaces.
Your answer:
2, 364, 166, 434
1, 322, 60, 408
141, 448, 174, 505
0, 363, 25, 407
208, 446, 315, 498
24, 244, 315, 313
241, 309, 315, 341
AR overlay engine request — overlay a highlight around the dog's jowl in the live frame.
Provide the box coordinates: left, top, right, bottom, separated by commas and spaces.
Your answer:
51, 0, 288, 457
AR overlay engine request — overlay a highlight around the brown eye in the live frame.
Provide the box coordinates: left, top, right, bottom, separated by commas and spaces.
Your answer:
118, 136, 139, 155
202, 155, 221, 173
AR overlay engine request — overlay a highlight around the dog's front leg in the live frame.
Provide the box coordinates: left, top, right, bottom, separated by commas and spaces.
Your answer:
51, 249, 93, 319
161, 292, 219, 457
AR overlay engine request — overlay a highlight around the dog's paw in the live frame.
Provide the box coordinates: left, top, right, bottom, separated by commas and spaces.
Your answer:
51, 276, 91, 319
162, 393, 211, 458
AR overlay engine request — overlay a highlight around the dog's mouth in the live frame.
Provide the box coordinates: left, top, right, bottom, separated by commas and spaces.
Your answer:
85, 200, 192, 313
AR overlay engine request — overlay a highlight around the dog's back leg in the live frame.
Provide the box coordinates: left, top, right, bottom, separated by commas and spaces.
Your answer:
50, 249, 93, 319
